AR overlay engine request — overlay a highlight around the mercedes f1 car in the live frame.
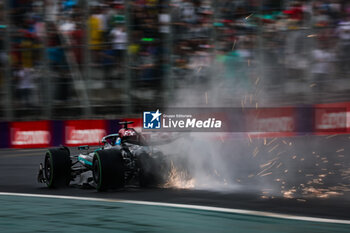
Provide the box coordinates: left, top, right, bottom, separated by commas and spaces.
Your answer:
37, 121, 172, 191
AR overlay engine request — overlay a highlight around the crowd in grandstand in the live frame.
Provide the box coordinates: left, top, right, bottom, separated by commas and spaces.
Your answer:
0, 0, 350, 113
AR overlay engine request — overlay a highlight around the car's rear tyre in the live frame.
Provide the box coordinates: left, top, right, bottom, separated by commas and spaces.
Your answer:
138, 153, 166, 187
44, 147, 71, 188
93, 149, 125, 191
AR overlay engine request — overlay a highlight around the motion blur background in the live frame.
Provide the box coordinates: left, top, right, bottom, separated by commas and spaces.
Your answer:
0, 0, 349, 120
0, 0, 350, 206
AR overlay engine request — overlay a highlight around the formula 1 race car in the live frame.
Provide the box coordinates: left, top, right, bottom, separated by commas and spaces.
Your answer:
37, 121, 172, 191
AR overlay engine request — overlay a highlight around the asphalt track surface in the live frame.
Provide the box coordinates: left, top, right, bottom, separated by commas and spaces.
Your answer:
0, 145, 349, 223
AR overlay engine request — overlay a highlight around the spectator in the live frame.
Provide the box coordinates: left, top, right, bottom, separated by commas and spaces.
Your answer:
89, 7, 103, 63
15, 67, 36, 107
110, 24, 127, 67
70, 20, 84, 67
336, 16, 350, 75
100, 43, 115, 85
311, 40, 335, 93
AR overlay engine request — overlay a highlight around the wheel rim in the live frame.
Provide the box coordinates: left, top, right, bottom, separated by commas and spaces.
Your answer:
44, 154, 52, 183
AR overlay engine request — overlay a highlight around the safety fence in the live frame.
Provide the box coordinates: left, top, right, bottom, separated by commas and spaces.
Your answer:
1, 102, 349, 149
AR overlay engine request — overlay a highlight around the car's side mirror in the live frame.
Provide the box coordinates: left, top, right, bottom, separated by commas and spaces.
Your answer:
78, 145, 89, 150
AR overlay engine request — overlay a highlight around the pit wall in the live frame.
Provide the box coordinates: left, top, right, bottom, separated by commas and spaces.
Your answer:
1, 102, 349, 149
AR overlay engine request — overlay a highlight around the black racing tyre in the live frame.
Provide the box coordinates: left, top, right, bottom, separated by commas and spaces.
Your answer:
138, 153, 165, 187
44, 147, 71, 188
93, 149, 125, 191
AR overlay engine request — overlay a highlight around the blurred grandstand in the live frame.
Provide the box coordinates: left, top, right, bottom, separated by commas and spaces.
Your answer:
0, 0, 349, 120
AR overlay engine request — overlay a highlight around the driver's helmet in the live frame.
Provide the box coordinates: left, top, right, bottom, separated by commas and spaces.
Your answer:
118, 128, 138, 143
118, 128, 137, 138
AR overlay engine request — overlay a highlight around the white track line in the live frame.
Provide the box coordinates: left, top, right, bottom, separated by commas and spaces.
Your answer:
0, 192, 349, 225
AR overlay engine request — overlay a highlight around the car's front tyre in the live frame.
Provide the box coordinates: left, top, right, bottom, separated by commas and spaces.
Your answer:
44, 147, 71, 188
93, 149, 125, 191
